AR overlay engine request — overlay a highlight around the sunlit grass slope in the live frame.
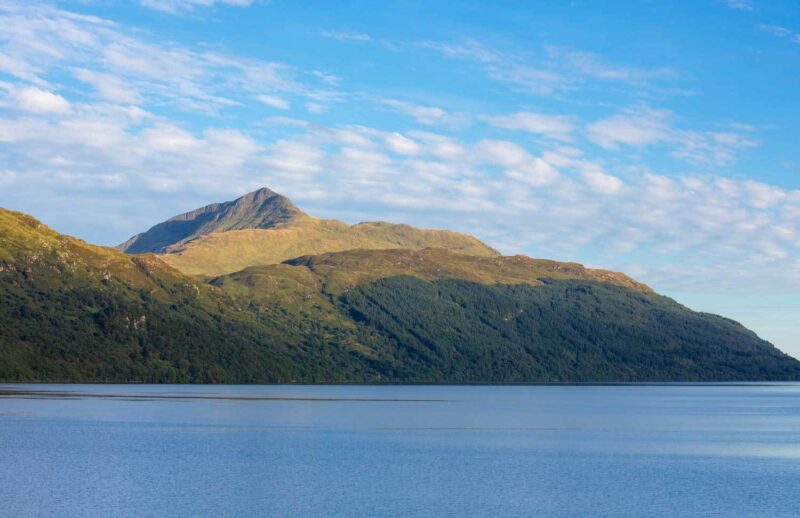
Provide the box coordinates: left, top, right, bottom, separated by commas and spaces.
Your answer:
118, 187, 499, 276
159, 218, 499, 276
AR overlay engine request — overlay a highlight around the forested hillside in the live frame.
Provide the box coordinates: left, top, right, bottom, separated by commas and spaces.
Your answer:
3, 205, 799, 383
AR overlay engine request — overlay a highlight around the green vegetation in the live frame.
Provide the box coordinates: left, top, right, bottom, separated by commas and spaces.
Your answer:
156, 219, 498, 277
2, 203, 799, 383
340, 276, 799, 381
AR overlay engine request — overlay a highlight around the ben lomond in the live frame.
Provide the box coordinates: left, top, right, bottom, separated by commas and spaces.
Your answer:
1, 188, 798, 383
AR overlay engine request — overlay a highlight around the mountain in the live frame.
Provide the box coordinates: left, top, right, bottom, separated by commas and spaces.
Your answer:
118, 187, 306, 254
2, 196, 799, 383
119, 188, 498, 276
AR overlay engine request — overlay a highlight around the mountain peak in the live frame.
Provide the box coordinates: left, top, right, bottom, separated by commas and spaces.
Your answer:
119, 187, 307, 254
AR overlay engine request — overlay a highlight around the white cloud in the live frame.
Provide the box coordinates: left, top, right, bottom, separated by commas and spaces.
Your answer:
9, 86, 71, 114
74, 68, 141, 103
305, 102, 326, 114
255, 94, 290, 110
582, 168, 624, 194
420, 40, 679, 96
0, 2, 330, 115
263, 140, 324, 175
142, 124, 198, 152
725, 0, 752, 11
586, 106, 758, 167
483, 111, 575, 140
382, 99, 468, 127
385, 132, 421, 155
140, 0, 254, 14
587, 106, 671, 149
321, 31, 372, 43
407, 131, 466, 159
475, 139, 559, 186
758, 24, 800, 44
672, 130, 759, 167
260, 116, 310, 128
312, 71, 340, 86
545, 47, 677, 85
420, 40, 568, 96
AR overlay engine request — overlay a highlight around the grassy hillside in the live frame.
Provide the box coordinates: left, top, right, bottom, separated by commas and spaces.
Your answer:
118, 187, 499, 276
158, 218, 499, 276
283, 248, 651, 293
3, 207, 799, 382
0, 208, 383, 382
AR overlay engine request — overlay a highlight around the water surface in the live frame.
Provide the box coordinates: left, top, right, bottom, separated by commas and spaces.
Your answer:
1, 384, 799, 517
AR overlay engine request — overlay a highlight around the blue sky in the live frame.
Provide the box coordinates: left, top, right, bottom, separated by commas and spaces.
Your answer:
1, 0, 799, 356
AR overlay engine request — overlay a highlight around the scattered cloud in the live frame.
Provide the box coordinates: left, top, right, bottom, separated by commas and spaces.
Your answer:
725, 0, 753, 11
255, 94, 290, 110
384, 132, 421, 155
382, 99, 468, 127
140, 0, 254, 15
1, 100, 798, 293
74, 68, 142, 104
419, 40, 568, 96
321, 30, 373, 43
545, 47, 677, 85
581, 167, 625, 194
482, 111, 575, 140
305, 102, 327, 114
312, 71, 340, 86
587, 105, 758, 167
7, 86, 71, 114
758, 24, 800, 44
672, 130, 759, 167
587, 106, 671, 149
0, 2, 334, 115
420, 40, 680, 96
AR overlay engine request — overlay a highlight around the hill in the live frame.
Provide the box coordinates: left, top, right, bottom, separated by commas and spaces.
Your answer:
212, 250, 799, 382
118, 188, 499, 276
2, 205, 799, 382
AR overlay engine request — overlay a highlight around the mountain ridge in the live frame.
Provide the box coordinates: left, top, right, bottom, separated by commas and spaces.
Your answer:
3, 196, 799, 383
119, 187, 501, 276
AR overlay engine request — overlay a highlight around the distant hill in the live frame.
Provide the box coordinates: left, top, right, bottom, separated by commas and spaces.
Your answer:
118, 188, 498, 276
2, 194, 800, 383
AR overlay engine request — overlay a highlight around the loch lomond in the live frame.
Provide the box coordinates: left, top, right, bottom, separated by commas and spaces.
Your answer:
1, 383, 799, 517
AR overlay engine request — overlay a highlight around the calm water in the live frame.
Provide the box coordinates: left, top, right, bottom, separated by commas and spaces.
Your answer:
1, 384, 799, 517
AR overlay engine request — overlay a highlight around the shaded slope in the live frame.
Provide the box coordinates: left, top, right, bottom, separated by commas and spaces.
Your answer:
339, 276, 799, 381
211, 248, 800, 381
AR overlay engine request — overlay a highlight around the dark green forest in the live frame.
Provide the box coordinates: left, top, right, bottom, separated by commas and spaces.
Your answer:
3, 259, 798, 382
341, 277, 800, 381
